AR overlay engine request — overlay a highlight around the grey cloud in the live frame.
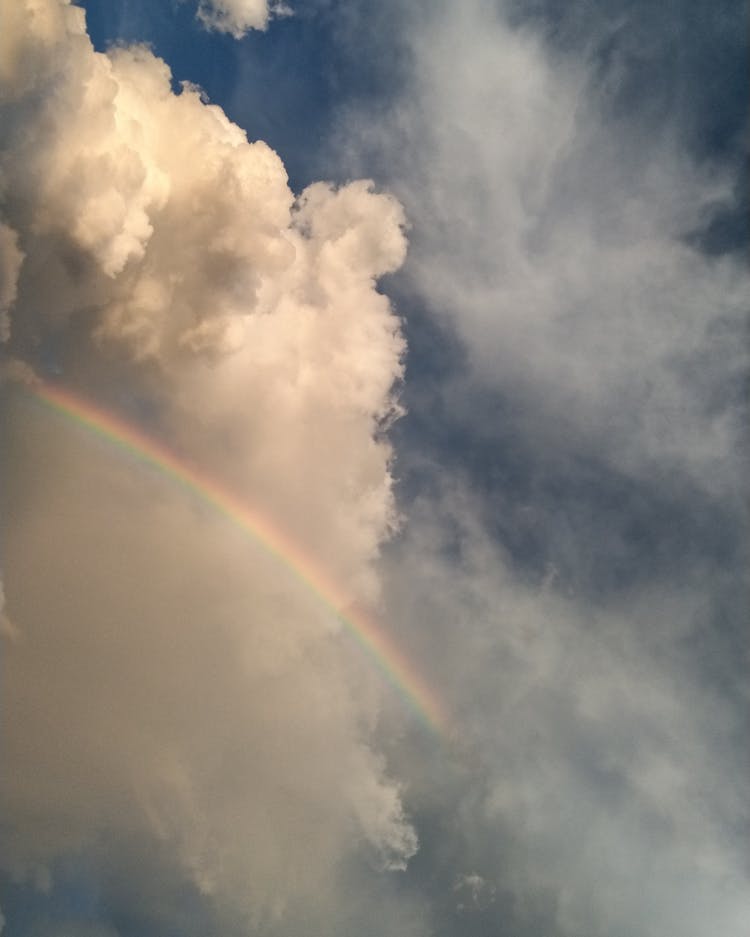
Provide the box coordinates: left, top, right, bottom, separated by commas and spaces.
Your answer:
378, 486, 749, 937
338, 0, 748, 498
325, 2, 749, 934
0, 224, 23, 341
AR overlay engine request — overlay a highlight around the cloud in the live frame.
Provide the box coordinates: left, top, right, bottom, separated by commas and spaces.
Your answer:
195, 0, 282, 37
453, 873, 496, 913
338, 0, 748, 497
0, 0, 416, 932
0, 223, 23, 342
0, 577, 20, 643
379, 485, 750, 937
23, 922, 119, 937
324, 2, 749, 935
1, 1, 747, 935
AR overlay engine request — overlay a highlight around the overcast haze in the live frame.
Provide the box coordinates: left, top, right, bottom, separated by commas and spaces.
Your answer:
1, 1, 748, 936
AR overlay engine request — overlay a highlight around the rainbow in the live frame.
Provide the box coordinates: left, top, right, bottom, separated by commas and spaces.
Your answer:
26, 380, 448, 735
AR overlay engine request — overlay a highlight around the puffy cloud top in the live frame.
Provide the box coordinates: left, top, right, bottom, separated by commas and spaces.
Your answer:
0, 0, 414, 929
196, 0, 278, 37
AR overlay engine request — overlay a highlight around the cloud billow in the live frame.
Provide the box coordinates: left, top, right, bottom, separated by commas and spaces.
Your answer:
0, 1, 418, 932
196, 0, 279, 38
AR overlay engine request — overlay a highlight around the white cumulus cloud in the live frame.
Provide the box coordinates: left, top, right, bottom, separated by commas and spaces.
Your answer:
0, 1, 416, 932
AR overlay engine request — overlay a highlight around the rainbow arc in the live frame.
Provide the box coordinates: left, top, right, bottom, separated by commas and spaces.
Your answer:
29, 381, 448, 735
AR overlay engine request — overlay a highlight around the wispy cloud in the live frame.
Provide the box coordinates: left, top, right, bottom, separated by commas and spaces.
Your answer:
331, 2, 749, 934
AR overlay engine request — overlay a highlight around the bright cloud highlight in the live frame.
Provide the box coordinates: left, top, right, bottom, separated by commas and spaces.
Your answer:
0, 1, 418, 931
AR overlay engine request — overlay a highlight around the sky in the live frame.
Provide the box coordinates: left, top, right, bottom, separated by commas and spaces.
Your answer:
0, 1, 747, 936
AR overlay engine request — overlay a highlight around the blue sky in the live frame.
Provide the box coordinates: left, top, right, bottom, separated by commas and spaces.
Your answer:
1, 2, 748, 936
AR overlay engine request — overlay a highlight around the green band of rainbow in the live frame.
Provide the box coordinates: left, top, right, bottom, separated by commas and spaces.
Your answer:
27, 381, 448, 735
